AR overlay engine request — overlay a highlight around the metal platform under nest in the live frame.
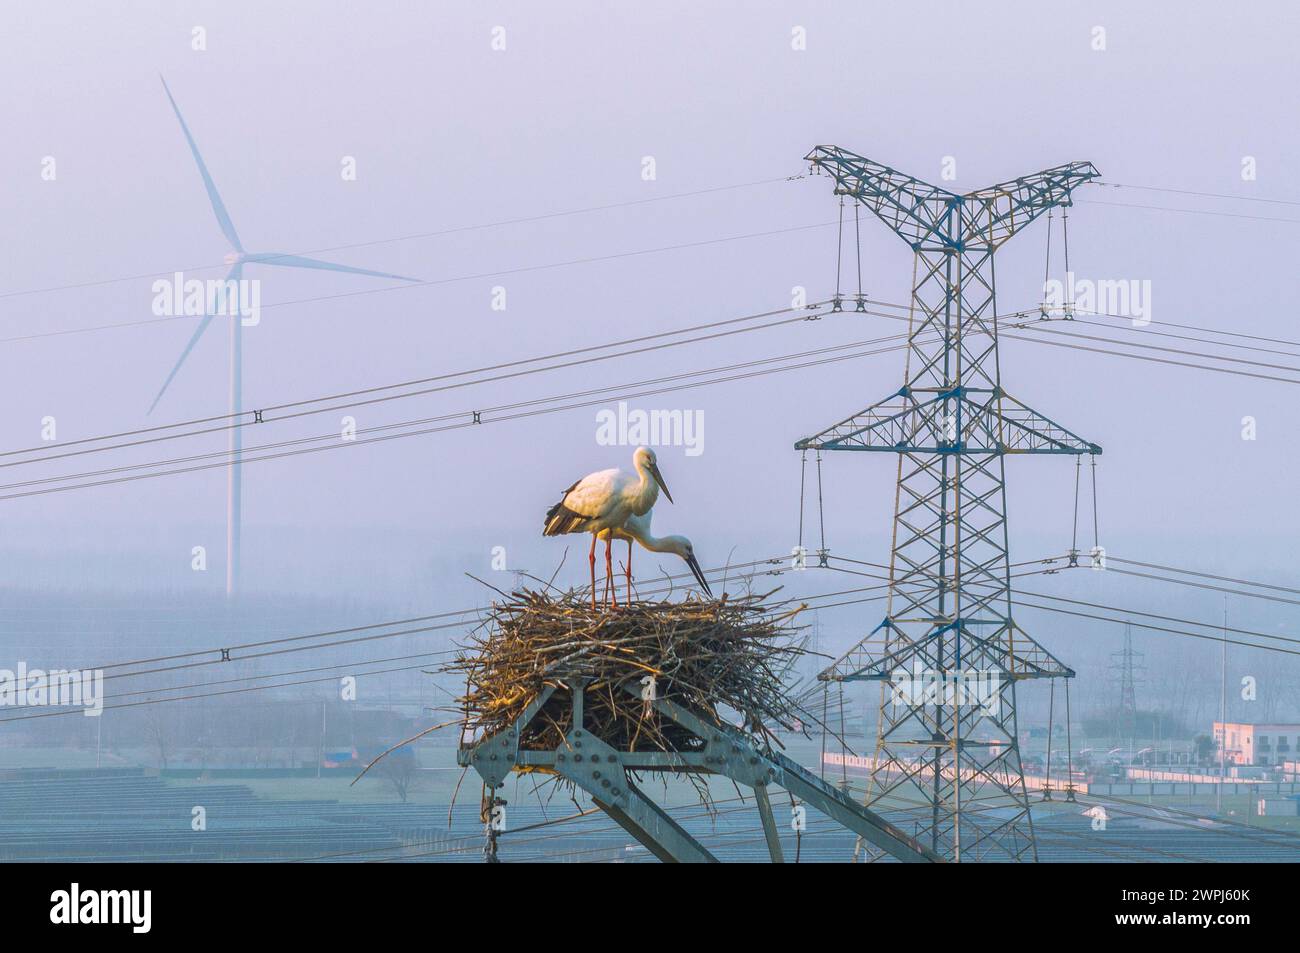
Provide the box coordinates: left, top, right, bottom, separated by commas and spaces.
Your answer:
457, 678, 941, 863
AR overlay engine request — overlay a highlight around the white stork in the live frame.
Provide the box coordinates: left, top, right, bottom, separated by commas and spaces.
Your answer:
604, 509, 712, 604
543, 446, 672, 608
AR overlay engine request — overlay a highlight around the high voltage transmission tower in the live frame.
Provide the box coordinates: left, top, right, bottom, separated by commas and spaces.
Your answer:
797, 146, 1102, 862
1110, 623, 1146, 748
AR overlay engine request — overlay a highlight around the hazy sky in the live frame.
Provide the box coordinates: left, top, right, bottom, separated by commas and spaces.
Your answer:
2, 2, 1298, 700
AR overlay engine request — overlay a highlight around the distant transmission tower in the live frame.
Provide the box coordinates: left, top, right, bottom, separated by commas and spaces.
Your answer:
800, 146, 1101, 862
1110, 623, 1145, 748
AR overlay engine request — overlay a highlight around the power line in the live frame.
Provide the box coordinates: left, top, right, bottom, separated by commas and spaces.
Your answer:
8, 181, 1297, 353
0, 659, 447, 723
851, 296, 1300, 383
12, 297, 1300, 504
1106, 567, 1300, 608
1059, 311, 1300, 354
0, 555, 807, 722
95, 619, 470, 685
1002, 326, 1300, 385
87, 607, 481, 674
2, 301, 833, 466
822, 556, 1300, 656
1043, 316, 1300, 361
1094, 181, 1300, 208
0, 174, 803, 303
1019, 598, 1300, 658
861, 296, 1300, 379
53, 555, 789, 686
1007, 320, 1300, 376
1109, 555, 1300, 597
0, 333, 918, 501
103, 649, 457, 703
8, 294, 1298, 494
1, 217, 839, 346
0, 559, 968, 726
1016, 583, 1300, 647
869, 292, 1300, 351
1078, 198, 1300, 226
0, 321, 1288, 512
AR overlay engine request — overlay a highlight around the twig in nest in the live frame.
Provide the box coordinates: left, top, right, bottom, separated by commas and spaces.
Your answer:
351, 718, 460, 785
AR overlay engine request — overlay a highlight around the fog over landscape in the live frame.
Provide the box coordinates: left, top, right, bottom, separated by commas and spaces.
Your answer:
2, 2, 1298, 870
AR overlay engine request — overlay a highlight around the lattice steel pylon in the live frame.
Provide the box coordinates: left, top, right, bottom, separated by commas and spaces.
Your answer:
1110, 623, 1145, 748
797, 146, 1102, 862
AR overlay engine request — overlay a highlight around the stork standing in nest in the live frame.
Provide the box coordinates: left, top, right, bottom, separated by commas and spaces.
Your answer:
543, 446, 675, 609
605, 509, 712, 605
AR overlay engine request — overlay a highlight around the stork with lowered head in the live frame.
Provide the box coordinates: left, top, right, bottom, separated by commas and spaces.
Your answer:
543, 446, 709, 608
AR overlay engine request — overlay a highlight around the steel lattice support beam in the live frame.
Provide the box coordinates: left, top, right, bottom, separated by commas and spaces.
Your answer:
797, 146, 1100, 862
457, 679, 941, 863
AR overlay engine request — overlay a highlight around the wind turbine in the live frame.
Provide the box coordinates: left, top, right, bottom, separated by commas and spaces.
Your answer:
153, 76, 419, 595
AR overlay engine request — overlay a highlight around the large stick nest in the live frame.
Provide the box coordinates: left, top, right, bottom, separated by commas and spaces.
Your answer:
446, 590, 807, 753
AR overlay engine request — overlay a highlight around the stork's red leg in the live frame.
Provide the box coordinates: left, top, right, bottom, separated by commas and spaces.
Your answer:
588, 535, 598, 610
626, 539, 633, 604
605, 538, 618, 608
601, 542, 611, 606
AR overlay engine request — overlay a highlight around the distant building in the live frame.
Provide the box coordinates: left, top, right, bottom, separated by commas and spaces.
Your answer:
1213, 722, 1300, 766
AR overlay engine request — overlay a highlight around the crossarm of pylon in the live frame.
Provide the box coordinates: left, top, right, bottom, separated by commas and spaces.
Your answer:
815, 617, 894, 684
963, 161, 1100, 247
977, 392, 1102, 455
819, 618, 1073, 683
805, 145, 959, 248
795, 389, 1101, 455
794, 389, 923, 451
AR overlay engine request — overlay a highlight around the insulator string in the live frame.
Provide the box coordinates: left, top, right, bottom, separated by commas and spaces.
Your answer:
797, 450, 808, 549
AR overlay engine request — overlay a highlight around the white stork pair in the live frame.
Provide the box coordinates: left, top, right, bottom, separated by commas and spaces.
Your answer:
543, 446, 711, 608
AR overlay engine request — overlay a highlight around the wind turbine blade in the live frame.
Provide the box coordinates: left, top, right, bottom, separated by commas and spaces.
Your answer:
160, 75, 243, 252
148, 314, 215, 414
148, 263, 241, 414
246, 252, 419, 282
